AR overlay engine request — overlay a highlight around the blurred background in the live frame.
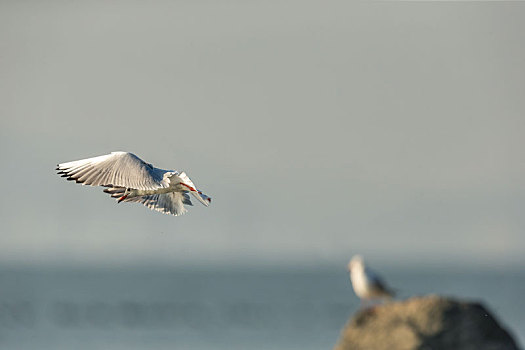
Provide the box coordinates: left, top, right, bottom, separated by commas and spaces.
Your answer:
1, 1, 524, 349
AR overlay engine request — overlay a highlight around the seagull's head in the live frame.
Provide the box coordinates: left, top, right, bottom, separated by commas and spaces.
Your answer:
348, 255, 364, 272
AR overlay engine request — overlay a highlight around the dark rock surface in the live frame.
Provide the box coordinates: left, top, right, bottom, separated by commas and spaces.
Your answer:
334, 295, 520, 350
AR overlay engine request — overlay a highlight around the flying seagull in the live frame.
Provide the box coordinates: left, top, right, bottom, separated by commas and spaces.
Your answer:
56, 151, 211, 216
348, 255, 394, 307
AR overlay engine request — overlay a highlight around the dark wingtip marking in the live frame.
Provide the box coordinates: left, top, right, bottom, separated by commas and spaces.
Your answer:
61, 174, 68, 178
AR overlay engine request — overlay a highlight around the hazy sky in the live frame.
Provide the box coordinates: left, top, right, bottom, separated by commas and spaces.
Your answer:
1, 1, 524, 268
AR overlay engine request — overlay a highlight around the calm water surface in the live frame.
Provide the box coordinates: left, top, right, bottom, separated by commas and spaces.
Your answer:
0, 266, 523, 349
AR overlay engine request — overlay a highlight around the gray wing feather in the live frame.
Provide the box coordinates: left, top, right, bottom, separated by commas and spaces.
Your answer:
366, 267, 394, 296
182, 193, 193, 206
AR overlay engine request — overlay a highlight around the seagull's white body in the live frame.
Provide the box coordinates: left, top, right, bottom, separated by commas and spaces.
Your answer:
56, 151, 211, 216
348, 255, 394, 302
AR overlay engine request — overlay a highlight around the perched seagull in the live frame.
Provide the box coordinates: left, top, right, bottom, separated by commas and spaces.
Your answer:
348, 255, 394, 306
56, 151, 211, 216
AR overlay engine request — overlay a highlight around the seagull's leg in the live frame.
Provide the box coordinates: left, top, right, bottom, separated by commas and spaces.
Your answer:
118, 188, 130, 203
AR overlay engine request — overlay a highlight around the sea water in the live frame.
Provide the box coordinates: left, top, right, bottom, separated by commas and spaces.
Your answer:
0, 265, 523, 349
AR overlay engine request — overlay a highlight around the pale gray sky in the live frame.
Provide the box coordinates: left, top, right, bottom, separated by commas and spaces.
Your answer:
1, 1, 524, 268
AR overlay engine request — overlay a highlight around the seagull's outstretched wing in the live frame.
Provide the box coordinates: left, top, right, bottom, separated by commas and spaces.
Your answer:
123, 192, 192, 216
56, 151, 171, 190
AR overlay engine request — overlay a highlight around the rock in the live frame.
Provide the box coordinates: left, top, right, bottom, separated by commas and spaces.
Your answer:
334, 295, 520, 350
